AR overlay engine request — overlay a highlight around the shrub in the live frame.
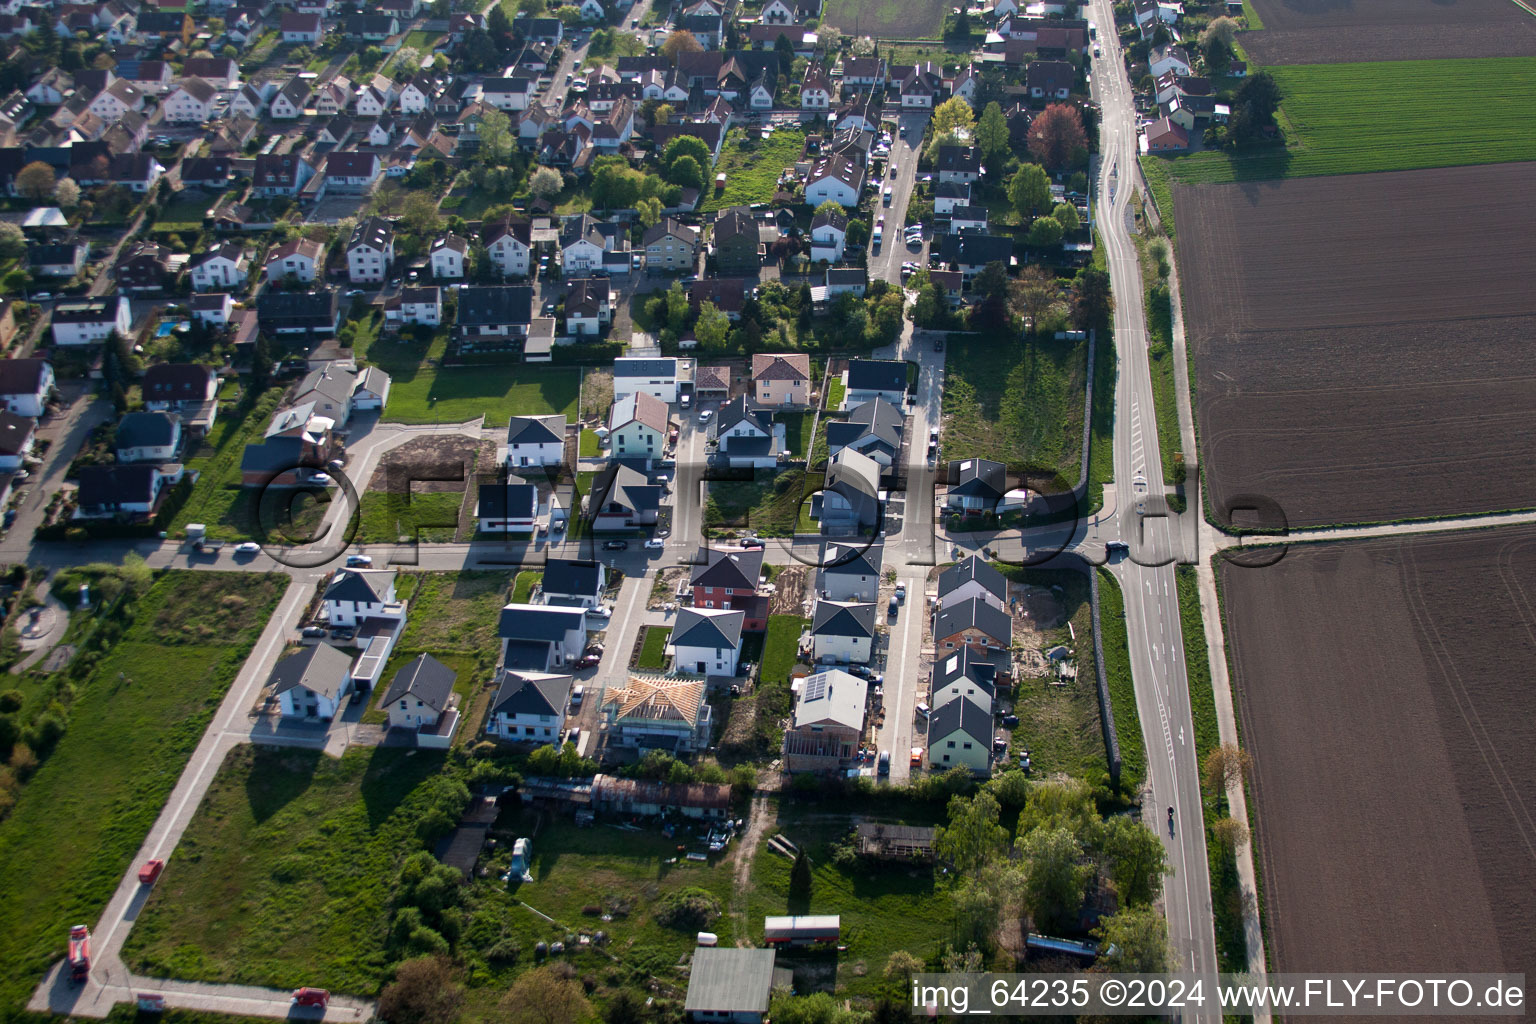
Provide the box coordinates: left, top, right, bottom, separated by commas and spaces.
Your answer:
653, 887, 721, 931
0, 690, 21, 713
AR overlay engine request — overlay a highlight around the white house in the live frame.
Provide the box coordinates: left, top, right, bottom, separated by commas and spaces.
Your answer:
817, 542, 881, 603
540, 558, 606, 608
937, 554, 1008, 611
0, 359, 55, 418
669, 608, 744, 676
927, 697, 991, 772
931, 647, 996, 716
612, 357, 687, 404
0, 411, 35, 472
394, 286, 442, 326
352, 367, 392, 410
505, 414, 567, 469
485, 668, 572, 742
1148, 45, 1192, 79
114, 411, 181, 463
497, 604, 588, 669
270, 643, 354, 720
346, 216, 395, 284
429, 234, 468, 279
51, 296, 131, 346
811, 599, 876, 665
608, 391, 669, 466
381, 653, 458, 735
322, 568, 402, 628
485, 218, 532, 278
190, 292, 234, 327
804, 154, 863, 208
188, 242, 250, 292
477, 477, 550, 533
809, 209, 847, 264
799, 67, 834, 109
280, 12, 323, 43
265, 238, 323, 282
162, 77, 217, 123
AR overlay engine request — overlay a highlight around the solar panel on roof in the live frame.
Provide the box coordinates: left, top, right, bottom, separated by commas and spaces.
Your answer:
803, 673, 827, 702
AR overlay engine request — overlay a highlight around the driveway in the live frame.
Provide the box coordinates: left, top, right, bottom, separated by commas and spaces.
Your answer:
0, 387, 115, 564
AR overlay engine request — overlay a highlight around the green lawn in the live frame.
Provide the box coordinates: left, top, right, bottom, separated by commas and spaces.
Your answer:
1138, 155, 1177, 241
0, 571, 285, 1015
400, 29, 442, 50
825, 375, 845, 411
1096, 569, 1146, 790
396, 571, 516, 661
941, 332, 1088, 479
356, 491, 463, 544
167, 389, 285, 541
366, 330, 580, 427
745, 804, 954, 995
702, 128, 807, 214
510, 570, 542, 605
779, 409, 816, 461
705, 470, 813, 537
151, 197, 214, 234
636, 625, 672, 670
822, 0, 945, 39
1158, 57, 1536, 185
123, 746, 456, 994
760, 614, 804, 686
579, 428, 601, 457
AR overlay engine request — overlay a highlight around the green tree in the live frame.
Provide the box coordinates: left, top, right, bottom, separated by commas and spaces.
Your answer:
401, 192, 442, 237
934, 789, 1008, 874
1052, 201, 1080, 233
636, 196, 662, 229
665, 154, 706, 192
662, 135, 711, 174
931, 95, 976, 138
1071, 267, 1111, 331
694, 301, 731, 350
528, 165, 563, 199
1007, 162, 1052, 220
1017, 826, 1092, 932
1098, 815, 1168, 907
499, 965, 592, 1024
975, 101, 1011, 166
813, 199, 844, 220
1093, 906, 1171, 972
1017, 777, 1097, 843
1026, 216, 1063, 247
478, 108, 511, 165
0, 222, 23, 260
592, 160, 643, 210
15, 161, 55, 202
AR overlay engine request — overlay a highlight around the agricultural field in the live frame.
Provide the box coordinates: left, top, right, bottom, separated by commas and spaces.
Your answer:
1158, 58, 1536, 184
821, 0, 944, 40
0, 570, 285, 1015
1238, 0, 1536, 65
1174, 162, 1536, 527
701, 128, 807, 214
1220, 528, 1536, 978
365, 329, 580, 426
941, 332, 1088, 480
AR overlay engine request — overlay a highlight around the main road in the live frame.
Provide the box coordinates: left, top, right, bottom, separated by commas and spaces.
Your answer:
1089, 0, 1220, 1006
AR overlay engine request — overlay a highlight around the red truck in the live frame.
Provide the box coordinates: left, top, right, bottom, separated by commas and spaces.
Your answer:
66, 925, 90, 983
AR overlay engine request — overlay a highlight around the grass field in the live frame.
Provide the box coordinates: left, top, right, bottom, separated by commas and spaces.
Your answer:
822, 0, 945, 39
1095, 569, 1146, 789
1157, 57, 1536, 184
0, 571, 284, 1015
779, 409, 816, 461
396, 571, 515, 663
701, 129, 807, 214
151, 197, 214, 234
167, 389, 284, 541
705, 470, 814, 537
356, 491, 463, 544
510, 570, 542, 605
636, 625, 672, 669
366, 330, 580, 426
941, 332, 1087, 479
825, 375, 845, 411
124, 746, 454, 993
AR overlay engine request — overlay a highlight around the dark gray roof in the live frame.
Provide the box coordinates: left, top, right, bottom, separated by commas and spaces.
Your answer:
489, 668, 572, 718
381, 653, 456, 712
456, 285, 533, 327
690, 547, 762, 590
478, 480, 536, 519
0, 410, 33, 457
613, 357, 679, 378
819, 541, 882, 578
947, 458, 1007, 500
502, 638, 556, 671
929, 694, 992, 745
115, 410, 178, 452
931, 645, 997, 701
937, 555, 1007, 603
75, 463, 157, 507
542, 558, 603, 598
324, 568, 397, 605
671, 608, 744, 651
933, 596, 1012, 645
845, 358, 906, 394
268, 643, 353, 700
827, 396, 902, 456
497, 603, 586, 640
240, 435, 309, 475
0, 358, 51, 397
939, 232, 1012, 267
590, 463, 662, 516
507, 413, 566, 446
812, 600, 876, 638
685, 947, 778, 1015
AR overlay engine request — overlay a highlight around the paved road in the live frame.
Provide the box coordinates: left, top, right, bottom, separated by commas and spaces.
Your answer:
1089, 0, 1219, 1005
867, 112, 931, 287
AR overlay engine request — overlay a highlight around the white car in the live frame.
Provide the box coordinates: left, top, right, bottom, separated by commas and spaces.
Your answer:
699, 409, 712, 422
234, 542, 261, 555
308, 473, 331, 485
644, 538, 666, 549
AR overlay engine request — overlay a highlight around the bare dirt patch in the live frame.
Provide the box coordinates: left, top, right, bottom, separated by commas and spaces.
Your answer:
366, 435, 482, 493
1221, 528, 1536, 979
1174, 163, 1536, 527
1240, 0, 1536, 64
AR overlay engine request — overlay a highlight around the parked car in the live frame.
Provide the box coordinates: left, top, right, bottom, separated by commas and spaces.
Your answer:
234, 541, 261, 557
571, 683, 585, 705
899, 123, 908, 137
740, 536, 765, 549
575, 654, 601, 669
137, 859, 165, 885
877, 749, 891, 775
330, 626, 355, 641
910, 747, 923, 768
644, 538, 666, 549
301, 626, 328, 639
915, 702, 930, 717
602, 539, 629, 550
345, 554, 373, 567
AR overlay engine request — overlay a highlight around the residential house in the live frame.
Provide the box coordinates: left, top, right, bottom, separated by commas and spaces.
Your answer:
587, 462, 662, 531
604, 674, 712, 752
72, 464, 167, 519
482, 76, 538, 113
1144, 116, 1188, 153
711, 395, 781, 469
928, 696, 992, 772
818, 446, 881, 535
817, 541, 881, 603
710, 206, 761, 275
114, 241, 171, 292
689, 545, 764, 623
612, 357, 688, 404
255, 290, 340, 336
938, 232, 1013, 282
323, 568, 400, 627
429, 233, 468, 280
269, 644, 353, 719
541, 558, 606, 608
87, 79, 144, 123
504, 414, 567, 469
0, 359, 54, 418
933, 180, 971, 215
381, 654, 458, 739
945, 458, 1008, 513
346, 216, 394, 284
270, 77, 312, 119
937, 554, 1008, 611
1026, 60, 1075, 101
142, 362, 216, 429
842, 57, 886, 89
947, 205, 989, 234
560, 214, 625, 275
291, 365, 357, 428
844, 359, 906, 407
323, 151, 382, 196
564, 277, 611, 336
280, 11, 323, 42
804, 153, 864, 208
27, 243, 88, 278
182, 57, 241, 90
162, 77, 217, 123
684, 947, 780, 1024
799, 65, 834, 109
253, 152, 316, 197
783, 667, 866, 772
346, 13, 399, 41
476, 476, 548, 533
485, 668, 572, 741
642, 218, 699, 272
824, 267, 867, 299
811, 599, 876, 665
230, 83, 269, 119
190, 293, 234, 327
936, 144, 982, 184
188, 242, 250, 291
454, 285, 534, 352
1148, 44, 1192, 79
483, 217, 532, 278
931, 645, 996, 715
497, 603, 587, 669
114, 410, 180, 463
824, 397, 902, 467
353, 367, 391, 409
51, 296, 131, 346
0, 411, 35, 472
265, 238, 323, 282
933, 596, 1012, 654
751, 353, 811, 406
669, 608, 744, 676
809, 209, 847, 263
607, 391, 669, 466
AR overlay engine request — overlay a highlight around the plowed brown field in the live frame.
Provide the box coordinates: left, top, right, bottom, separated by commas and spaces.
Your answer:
1221, 529, 1536, 985
1175, 163, 1536, 527
1240, 0, 1536, 65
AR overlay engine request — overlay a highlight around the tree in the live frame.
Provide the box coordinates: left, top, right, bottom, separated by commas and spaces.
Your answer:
884, 950, 924, 981
1203, 34, 1233, 75
665, 154, 705, 192
401, 192, 442, 237
15, 161, 55, 202
975, 101, 1010, 166
1098, 816, 1168, 907
931, 96, 976, 140
1213, 816, 1251, 851
1227, 72, 1283, 147
1093, 906, 1171, 973
694, 301, 730, 350
1201, 15, 1239, 48
636, 196, 662, 229
1052, 201, 1080, 233
1202, 742, 1252, 795
1017, 777, 1097, 843
1071, 267, 1111, 331
652, 102, 675, 126
1013, 264, 1057, 331
54, 177, 80, 208
603, 990, 647, 1024
662, 29, 702, 64
529, 165, 563, 199
1027, 103, 1088, 170
488, 3, 512, 36
592, 160, 643, 210
479, 108, 512, 165
498, 966, 592, 1024
1007, 162, 1052, 220
377, 957, 464, 1024
1026, 216, 1063, 247
934, 790, 1007, 874
0, 222, 23, 261
662, 135, 710, 174
1016, 826, 1092, 932
813, 199, 844, 221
